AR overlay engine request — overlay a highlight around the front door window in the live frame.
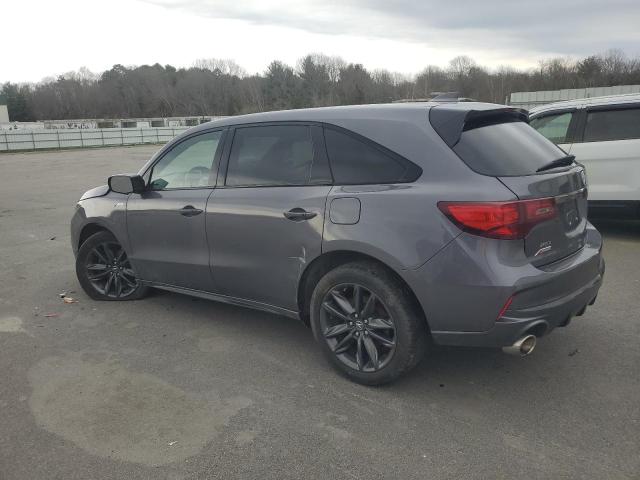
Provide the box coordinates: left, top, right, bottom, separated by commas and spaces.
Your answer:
530, 112, 573, 144
150, 131, 222, 190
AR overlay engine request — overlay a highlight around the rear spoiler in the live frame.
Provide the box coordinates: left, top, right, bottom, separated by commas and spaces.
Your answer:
429, 107, 528, 148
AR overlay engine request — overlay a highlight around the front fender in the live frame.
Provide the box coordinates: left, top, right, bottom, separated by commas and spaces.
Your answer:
80, 184, 109, 200
70, 193, 130, 256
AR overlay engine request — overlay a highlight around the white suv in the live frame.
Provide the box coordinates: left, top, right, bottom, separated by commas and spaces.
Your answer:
529, 94, 640, 218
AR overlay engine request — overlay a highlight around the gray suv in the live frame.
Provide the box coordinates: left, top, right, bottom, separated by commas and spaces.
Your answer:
71, 102, 605, 385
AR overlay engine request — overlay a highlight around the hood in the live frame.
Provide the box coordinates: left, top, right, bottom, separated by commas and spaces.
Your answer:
80, 184, 109, 201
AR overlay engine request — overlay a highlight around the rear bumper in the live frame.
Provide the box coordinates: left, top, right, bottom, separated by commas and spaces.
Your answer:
430, 260, 603, 347
404, 223, 604, 348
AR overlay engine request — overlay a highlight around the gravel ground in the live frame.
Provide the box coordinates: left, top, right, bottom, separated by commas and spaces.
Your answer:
1, 146, 639, 479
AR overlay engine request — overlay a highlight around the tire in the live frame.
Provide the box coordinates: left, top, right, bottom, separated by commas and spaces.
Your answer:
310, 261, 427, 385
75, 231, 149, 301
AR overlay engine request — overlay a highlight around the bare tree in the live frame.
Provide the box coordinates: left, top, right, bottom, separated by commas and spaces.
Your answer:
5, 50, 640, 121
193, 58, 246, 77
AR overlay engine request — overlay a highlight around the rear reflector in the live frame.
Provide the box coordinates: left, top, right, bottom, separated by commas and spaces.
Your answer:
496, 295, 513, 320
438, 198, 557, 239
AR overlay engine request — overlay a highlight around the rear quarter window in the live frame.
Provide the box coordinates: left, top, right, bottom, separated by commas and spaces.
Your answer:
453, 121, 567, 176
323, 127, 421, 185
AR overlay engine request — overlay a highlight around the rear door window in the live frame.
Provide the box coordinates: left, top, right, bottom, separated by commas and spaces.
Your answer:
453, 121, 567, 176
583, 107, 640, 142
226, 125, 314, 187
323, 127, 421, 184
529, 112, 573, 144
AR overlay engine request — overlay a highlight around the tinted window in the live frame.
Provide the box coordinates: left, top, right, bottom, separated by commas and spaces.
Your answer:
324, 128, 421, 184
583, 107, 640, 142
453, 121, 567, 176
150, 131, 221, 190
529, 112, 573, 144
226, 125, 314, 186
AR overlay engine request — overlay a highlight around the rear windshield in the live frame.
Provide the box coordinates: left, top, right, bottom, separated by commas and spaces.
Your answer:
453, 121, 567, 176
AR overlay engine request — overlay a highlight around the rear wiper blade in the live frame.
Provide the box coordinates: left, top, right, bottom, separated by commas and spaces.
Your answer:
536, 155, 575, 173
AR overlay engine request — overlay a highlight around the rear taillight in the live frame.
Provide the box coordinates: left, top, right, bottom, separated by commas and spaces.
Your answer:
438, 198, 557, 240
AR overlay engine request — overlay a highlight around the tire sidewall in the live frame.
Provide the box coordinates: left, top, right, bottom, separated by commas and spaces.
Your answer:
310, 262, 425, 385
75, 231, 147, 301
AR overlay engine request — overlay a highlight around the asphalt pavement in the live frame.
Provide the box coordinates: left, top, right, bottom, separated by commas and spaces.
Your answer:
1, 146, 639, 479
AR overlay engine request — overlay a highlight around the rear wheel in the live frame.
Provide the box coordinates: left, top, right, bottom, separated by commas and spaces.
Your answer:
76, 231, 148, 301
310, 261, 427, 385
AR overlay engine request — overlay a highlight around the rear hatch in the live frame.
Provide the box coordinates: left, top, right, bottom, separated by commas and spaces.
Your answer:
430, 106, 588, 266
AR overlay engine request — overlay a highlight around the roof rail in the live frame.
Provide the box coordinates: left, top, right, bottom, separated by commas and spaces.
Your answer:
431, 92, 475, 102
392, 92, 475, 104
392, 98, 431, 103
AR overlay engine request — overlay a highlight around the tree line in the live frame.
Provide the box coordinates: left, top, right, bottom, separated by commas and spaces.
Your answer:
2, 50, 640, 122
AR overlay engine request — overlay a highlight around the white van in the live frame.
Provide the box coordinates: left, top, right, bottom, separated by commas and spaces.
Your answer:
529, 94, 640, 218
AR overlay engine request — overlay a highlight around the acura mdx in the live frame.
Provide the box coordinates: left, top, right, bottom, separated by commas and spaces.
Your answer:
71, 102, 605, 384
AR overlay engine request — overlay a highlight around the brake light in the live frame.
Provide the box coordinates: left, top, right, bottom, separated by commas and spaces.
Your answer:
438, 198, 557, 239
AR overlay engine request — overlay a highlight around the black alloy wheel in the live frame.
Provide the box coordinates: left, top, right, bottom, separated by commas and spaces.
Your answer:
76, 230, 148, 301
320, 283, 397, 372
85, 241, 139, 298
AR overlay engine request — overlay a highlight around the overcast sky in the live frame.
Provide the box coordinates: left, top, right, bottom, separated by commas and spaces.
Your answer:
3, 0, 640, 83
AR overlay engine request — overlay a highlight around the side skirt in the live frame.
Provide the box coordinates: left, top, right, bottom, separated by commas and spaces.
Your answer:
140, 281, 302, 321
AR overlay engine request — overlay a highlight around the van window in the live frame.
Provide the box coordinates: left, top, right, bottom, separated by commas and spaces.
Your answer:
453, 121, 567, 176
226, 125, 314, 187
529, 112, 573, 144
583, 107, 640, 142
323, 128, 421, 184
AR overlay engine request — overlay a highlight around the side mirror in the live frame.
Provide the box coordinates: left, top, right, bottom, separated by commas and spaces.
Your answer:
108, 174, 145, 194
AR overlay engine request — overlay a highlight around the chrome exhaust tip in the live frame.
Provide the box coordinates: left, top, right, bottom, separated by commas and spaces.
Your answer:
502, 334, 537, 357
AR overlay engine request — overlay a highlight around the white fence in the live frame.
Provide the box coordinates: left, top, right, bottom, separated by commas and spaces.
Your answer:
0, 127, 190, 152
508, 85, 640, 110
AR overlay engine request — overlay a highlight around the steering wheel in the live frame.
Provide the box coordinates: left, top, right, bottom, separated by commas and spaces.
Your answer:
184, 166, 211, 187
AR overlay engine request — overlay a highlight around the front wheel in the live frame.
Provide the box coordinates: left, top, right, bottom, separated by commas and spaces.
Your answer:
310, 261, 427, 385
75, 231, 149, 301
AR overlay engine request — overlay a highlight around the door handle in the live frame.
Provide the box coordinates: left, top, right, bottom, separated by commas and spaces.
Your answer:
284, 208, 317, 221
179, 205, 203, 217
